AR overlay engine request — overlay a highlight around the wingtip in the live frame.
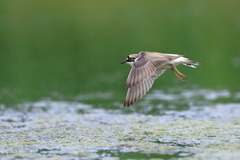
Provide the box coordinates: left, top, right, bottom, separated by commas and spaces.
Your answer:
123, 103, 130, 107
124, 101, 132, 107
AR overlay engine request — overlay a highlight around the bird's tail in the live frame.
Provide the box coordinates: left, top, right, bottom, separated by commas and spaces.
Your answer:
183, 61, 200, 68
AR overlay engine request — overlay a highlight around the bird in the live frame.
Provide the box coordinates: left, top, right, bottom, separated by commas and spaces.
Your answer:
121, 51, 199, 107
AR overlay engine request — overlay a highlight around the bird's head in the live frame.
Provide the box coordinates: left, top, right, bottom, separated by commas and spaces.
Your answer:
121, 54, 138, 66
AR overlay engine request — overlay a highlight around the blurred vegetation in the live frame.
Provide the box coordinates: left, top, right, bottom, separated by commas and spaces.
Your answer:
0, 0, 240, 105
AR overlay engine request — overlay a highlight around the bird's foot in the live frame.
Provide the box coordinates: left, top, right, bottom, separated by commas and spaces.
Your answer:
179, 73, 188, 80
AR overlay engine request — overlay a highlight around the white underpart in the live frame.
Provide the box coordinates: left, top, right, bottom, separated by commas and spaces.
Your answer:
171, 57, 198, 68
170, 57, 189, 65
126, 61, 134, 66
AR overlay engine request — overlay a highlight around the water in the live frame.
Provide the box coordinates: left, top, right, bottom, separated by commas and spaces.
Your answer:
0, 1, 240, 159
1, 88, 239, 159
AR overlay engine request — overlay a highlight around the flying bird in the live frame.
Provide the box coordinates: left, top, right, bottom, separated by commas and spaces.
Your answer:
121, 51, 199, 107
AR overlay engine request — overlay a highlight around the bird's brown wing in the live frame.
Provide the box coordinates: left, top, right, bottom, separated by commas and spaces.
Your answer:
125, 51, 169, 87
124, 69, 165, 107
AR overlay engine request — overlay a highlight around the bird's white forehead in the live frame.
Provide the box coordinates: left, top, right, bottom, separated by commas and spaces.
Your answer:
126, 56, 137, 60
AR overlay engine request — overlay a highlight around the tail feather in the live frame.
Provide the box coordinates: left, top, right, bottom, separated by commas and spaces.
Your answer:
184, 61, 200, 68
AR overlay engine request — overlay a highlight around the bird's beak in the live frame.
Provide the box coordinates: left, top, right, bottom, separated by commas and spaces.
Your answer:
121, 60, 127, 64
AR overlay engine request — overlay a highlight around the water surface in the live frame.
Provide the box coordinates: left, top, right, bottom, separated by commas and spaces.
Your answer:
0, 1, 240, 159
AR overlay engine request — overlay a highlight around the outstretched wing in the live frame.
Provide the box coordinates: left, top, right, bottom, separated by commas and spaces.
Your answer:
124, 69, 165, 107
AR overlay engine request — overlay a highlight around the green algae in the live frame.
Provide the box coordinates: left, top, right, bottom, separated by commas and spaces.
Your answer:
1, 100, 240, 159
0, 110, 240, 159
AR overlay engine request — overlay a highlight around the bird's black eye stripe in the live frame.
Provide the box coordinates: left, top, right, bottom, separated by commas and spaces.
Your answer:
125, 55, 136, 62
126, 57, 135, 62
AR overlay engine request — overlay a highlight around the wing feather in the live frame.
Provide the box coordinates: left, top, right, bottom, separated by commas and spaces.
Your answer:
124, 69, 166, 107
125, 52, 169, 87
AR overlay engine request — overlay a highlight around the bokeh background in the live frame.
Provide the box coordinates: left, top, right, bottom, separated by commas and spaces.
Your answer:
1, 0, 240, 107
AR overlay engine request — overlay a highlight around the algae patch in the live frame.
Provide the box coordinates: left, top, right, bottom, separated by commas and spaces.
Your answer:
0, 100, 240, 159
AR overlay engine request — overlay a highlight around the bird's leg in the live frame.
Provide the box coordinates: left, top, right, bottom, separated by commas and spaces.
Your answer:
171, 68, 185, 82
174, 66, 188, 79
170, 65, 187, 82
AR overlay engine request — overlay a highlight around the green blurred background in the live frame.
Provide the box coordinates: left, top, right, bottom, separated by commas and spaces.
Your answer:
0, 0, 240, 106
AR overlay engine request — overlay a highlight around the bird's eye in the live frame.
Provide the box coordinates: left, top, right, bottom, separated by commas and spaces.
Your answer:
128, 57, 135, 61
